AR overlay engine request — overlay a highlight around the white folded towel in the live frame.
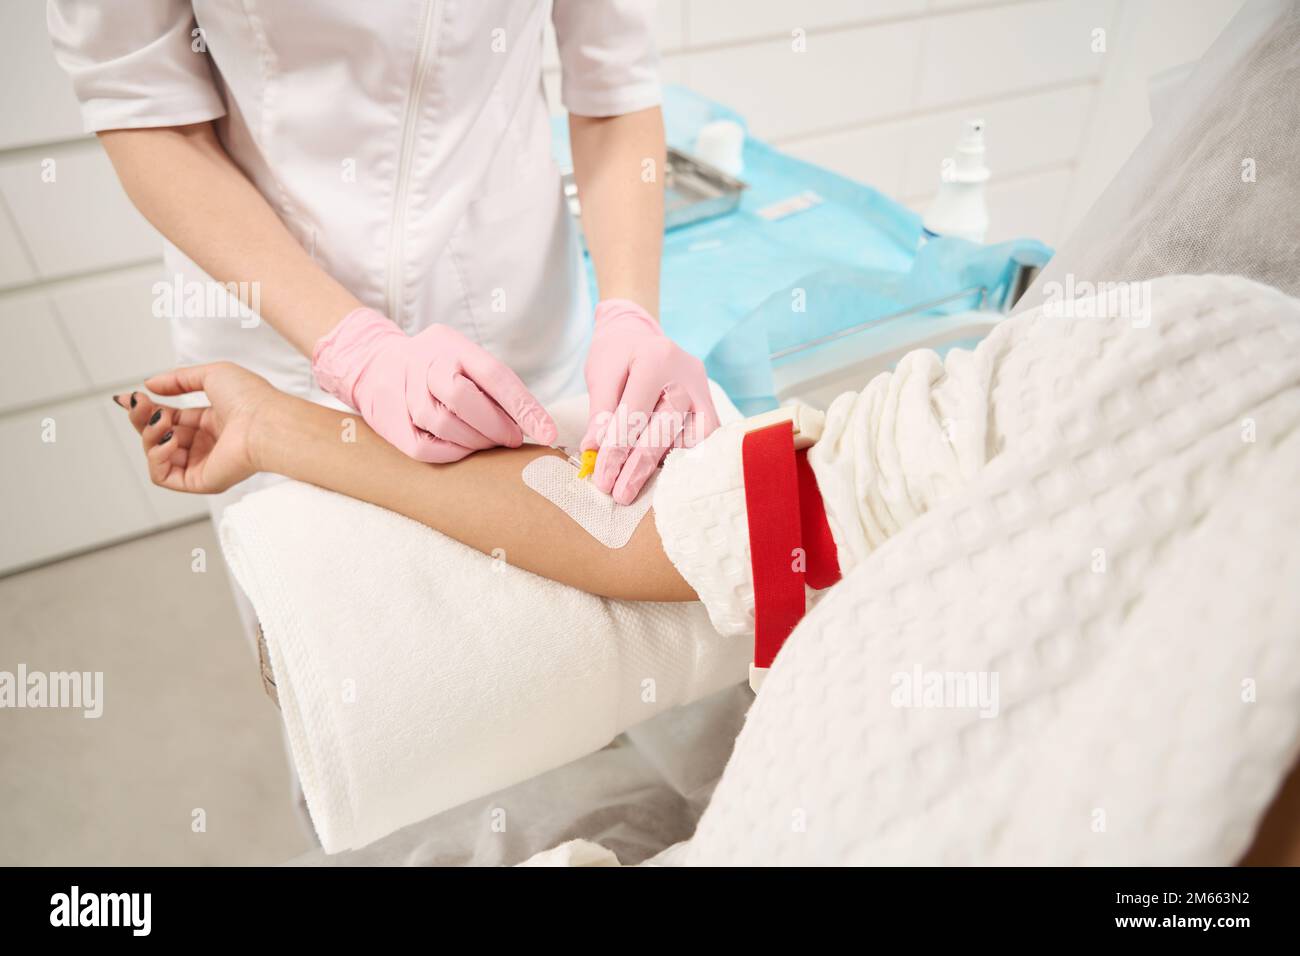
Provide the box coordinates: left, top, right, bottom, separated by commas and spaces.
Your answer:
218, 390, 747, 853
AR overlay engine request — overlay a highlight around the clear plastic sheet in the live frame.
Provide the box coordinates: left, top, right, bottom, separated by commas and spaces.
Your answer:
287, 685, 752, 867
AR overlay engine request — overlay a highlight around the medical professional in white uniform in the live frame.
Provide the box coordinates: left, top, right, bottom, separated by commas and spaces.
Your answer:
48, 0, 719, 525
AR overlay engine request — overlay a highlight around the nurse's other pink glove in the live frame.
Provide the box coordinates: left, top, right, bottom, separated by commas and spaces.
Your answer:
312, 307, 557, 463
580, 299, 721, 505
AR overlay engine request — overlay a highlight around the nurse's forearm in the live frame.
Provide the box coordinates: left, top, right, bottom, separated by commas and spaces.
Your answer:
98, 123, 360, 355
251, 394, 694, 602
569, 107, 665, 315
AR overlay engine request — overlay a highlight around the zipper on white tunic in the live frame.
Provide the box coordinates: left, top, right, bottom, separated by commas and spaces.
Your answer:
387, 0, 441, 327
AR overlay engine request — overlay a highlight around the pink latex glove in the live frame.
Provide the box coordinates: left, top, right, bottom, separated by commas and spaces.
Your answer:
312, 307, 557, 463
581, 299, 721, 504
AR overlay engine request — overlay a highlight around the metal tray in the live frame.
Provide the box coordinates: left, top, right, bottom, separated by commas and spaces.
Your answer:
563, 146, 747, 235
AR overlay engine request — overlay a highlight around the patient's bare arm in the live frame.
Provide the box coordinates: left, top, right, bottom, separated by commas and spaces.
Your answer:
115, 364, 694, 603
256, 398, 692, 601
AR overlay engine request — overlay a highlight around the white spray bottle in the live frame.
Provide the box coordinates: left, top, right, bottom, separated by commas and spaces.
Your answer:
921, 119, 990, 245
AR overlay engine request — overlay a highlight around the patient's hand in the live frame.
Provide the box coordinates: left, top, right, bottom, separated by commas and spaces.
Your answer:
112, 363, 279, 494
113, 361, 697, 602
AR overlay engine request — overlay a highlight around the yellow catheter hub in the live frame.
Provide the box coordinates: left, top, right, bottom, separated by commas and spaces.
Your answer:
576, 449, 598, 479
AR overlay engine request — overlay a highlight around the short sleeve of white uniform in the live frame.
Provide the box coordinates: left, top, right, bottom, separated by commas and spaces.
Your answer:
552, 0, 662, 118
47, 0, 226, 133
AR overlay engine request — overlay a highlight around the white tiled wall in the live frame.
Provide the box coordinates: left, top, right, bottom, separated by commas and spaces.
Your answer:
1, 0, 1244, 574
0, 1, 84, 151
543, 0, 1243, 245
0, 7, 203, 576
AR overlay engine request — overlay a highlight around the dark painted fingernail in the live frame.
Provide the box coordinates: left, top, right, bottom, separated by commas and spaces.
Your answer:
111, 395, 124, 409
130, 392, 138, 408
159, 431, 173, 445
149, 410, 161, 426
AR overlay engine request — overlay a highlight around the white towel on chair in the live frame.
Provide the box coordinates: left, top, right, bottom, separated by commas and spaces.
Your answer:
218, 389, 747, 854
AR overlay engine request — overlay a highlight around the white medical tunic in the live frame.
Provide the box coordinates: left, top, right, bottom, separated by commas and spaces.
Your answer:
48, 0, 663, 406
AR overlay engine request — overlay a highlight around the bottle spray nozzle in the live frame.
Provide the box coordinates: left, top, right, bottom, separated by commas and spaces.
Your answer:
953, 119, 989, 182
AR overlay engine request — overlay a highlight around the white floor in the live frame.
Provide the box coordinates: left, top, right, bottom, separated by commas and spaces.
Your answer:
0, 520, 312, 865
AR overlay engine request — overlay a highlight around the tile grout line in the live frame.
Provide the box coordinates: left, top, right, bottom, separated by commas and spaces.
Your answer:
0, 514, 211, 581
0, 133, 98, 163
899, 158, 1077, 205
44, 282, 98, 398
765, 76, 1101, 148
0, 255, 163, 302
0, 376, 172, 421
670, 0, 1039, 58
0, 188, 40, 280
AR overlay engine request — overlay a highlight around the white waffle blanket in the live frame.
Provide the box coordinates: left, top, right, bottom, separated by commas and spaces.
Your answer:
542, 274, 1300, 865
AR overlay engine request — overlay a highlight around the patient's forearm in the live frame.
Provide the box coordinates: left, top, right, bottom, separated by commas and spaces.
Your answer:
253, 396, 694, 602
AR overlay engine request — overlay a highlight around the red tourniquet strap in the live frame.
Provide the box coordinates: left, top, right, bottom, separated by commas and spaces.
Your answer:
742, 422, 804, 669
742, 424, 844, 672
795, 449, 842, 591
